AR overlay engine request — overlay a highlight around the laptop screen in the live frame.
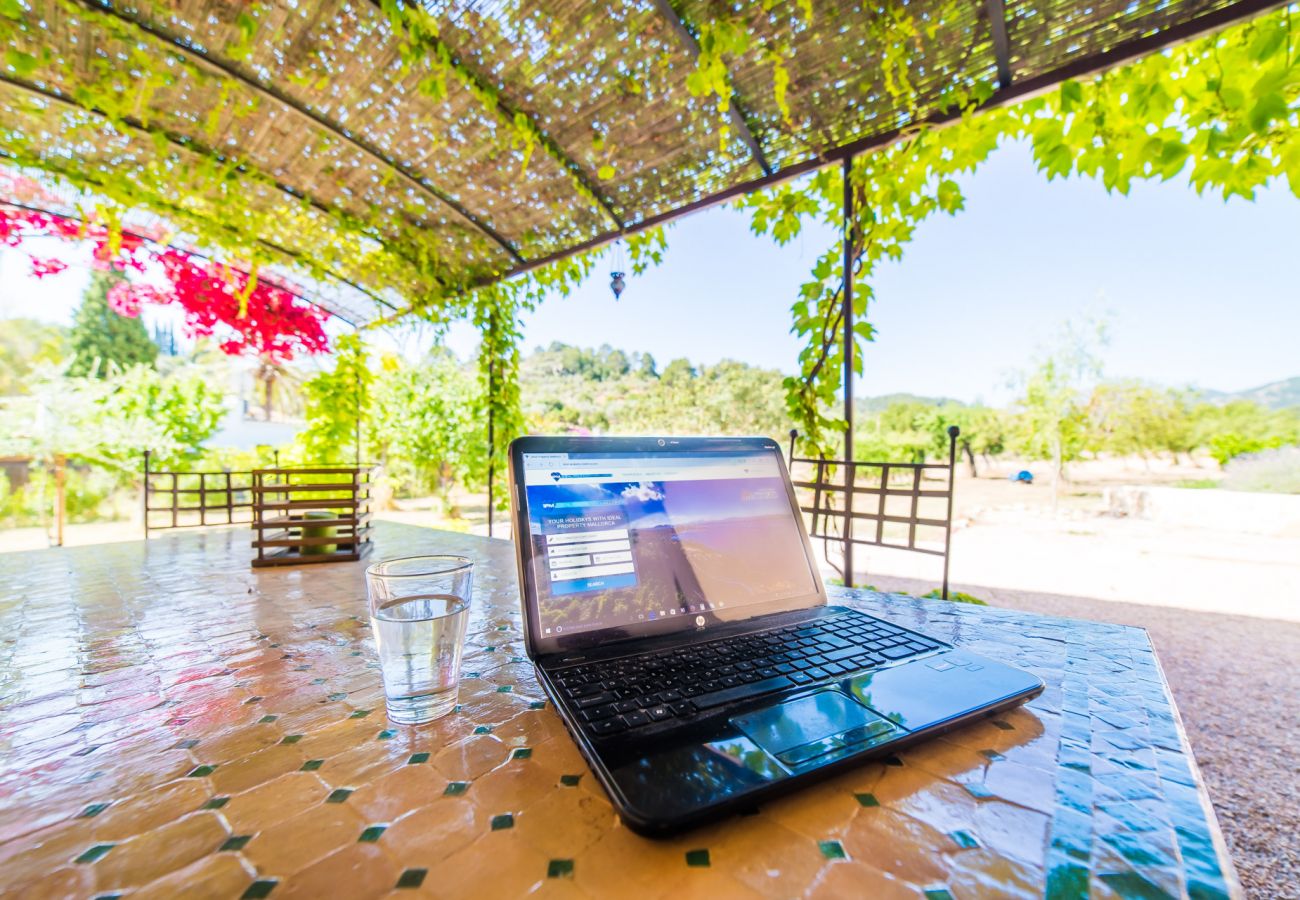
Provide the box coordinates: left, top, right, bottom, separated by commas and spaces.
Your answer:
518, 445, 822, 651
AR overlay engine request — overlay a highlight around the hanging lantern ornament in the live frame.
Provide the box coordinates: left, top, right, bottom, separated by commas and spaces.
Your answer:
609, 238, 627, 299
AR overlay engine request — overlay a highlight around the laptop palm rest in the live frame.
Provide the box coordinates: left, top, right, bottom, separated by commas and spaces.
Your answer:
731, 689, 902, 771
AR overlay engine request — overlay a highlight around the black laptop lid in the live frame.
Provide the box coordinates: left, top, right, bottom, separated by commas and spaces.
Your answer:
509, 436, 826, 657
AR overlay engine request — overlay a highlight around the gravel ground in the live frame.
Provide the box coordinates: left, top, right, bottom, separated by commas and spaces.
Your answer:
871, 574, 1299, 899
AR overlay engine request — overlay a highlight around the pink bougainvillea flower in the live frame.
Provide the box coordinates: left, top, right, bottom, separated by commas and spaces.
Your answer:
0, 203, 331, 361
29, 256, 68, 278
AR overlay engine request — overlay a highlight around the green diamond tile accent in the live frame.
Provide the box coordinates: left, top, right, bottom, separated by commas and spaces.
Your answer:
980, 749, 1005, 761
202, 796, 230, 810
280, 734, 303, 744
496, 685, 512, 693
326, 789, 353, 804
187, 765, 216, 777
221, 835, 252, 852
854, 793, 880, 807
923, 890, 955, 900
173, 739, 199, 750
511, 748, 532, 760
377, 730, 396, 740
395, 868, 427, 889
78, 802, 110, 818
490, 813, 514, 831
559, 774, 581, 787
407, 752, 430, 765
497, 624, 508, 631
444, 782, 469, 796
301, 759, 324, 771
349, 710, 372, 719
992, 720, 1015, 731
1098, 872, 1177, 899
464, 672, 480, 679
513, 657, 526, 664
473, 725, 492, 735
74, 843, 115, 864
950, 830, 980, 849
92, 894, 122, 900
547, 859, 574, 879
241, 879, 277, 899
529, 700, 546, 710
244, 696, 263, 705
258, 715, 278, 724
358, 825, 387, 843
963, 783, 994, 799
454, 704, 462, 713
328, 692, 346, 701
311, 678, 326, 685
484, 646, 496, 652
685, 849, 711, 867
818, 840, 847, 860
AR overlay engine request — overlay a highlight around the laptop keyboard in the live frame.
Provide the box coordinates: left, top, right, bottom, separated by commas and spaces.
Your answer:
551, 611, 944, 738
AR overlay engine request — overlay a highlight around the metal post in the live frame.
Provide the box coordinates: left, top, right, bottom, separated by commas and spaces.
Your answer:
841, 155, 856, 588
142, 449, 151, 537
487, 358, 495, 539
942, 426, 960, 600
54, 454, 66, 547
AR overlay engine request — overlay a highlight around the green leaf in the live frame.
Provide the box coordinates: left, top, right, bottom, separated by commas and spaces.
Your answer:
5, 49, 37, 77
596, 164, 615, 180
0, 0, 23, 20
936, 179, 963, 214
1247, 92, 1287, 134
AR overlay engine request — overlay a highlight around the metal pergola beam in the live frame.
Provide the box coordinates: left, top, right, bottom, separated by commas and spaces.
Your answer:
0, 195, 364, 328
74, 0, 525, 266
0, 73, 425, 308
985, 0, 1013, 90
650, 0, 775, 177
498, 0, 1287, 283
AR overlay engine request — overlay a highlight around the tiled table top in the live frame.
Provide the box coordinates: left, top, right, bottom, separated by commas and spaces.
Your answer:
0, 522, 1239, 899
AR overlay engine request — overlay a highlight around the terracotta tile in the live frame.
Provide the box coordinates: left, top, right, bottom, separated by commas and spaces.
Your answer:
210, 745, 306, 795
91, 777, 211, 842
574, 824, 698, 896
805, 860, 927, 899
9, 863, 98, 899
466, 759, 557, 817
243, 802, 366, 877
513, 787, 616, 859
346, 763, 447, 823
714, 818, 832, 897
840, 806, 956, 885
90, 811, 229, 891
132, 849, 257, 900
379, 796, 482, 861
276, 842, 400, 900
431, 734, 507, 782
426, 837, 552, 898
221, 772, 330, 833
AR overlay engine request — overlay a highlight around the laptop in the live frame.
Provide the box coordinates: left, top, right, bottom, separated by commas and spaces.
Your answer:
508, 435, 1043, 835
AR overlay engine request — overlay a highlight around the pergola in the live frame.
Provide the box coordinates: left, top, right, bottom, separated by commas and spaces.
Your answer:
0, 0, 1284, 544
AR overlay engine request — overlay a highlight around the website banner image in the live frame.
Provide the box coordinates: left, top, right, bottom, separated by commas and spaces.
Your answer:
522, 452, 818, 638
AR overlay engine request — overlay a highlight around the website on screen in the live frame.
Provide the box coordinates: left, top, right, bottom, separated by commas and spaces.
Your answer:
522, 451, 818, 637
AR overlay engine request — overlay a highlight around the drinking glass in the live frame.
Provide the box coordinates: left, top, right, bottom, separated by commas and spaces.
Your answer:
365, 555, 472, 725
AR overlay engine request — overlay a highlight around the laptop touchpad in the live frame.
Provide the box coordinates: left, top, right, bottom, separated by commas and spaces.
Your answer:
731, 689, 900, 771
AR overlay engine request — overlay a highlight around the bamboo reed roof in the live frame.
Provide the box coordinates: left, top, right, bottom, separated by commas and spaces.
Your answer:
0, 0, 1282, 325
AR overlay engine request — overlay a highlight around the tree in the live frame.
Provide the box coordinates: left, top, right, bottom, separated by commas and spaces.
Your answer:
67, 270, 158, 378
0, 318, 67, 396
661, 357, 696, 385
638, 352, 658, 378
368, 349, 484, 514
296, 334, 371, 464
1087, 382, 1195, 464
1011, 317, 1107, 510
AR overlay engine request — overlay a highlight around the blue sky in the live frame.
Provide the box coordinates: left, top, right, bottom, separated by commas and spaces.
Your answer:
3, 138, 1297, 404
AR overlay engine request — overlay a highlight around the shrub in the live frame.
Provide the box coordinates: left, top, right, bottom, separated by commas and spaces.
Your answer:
1220, 446, 1300, 494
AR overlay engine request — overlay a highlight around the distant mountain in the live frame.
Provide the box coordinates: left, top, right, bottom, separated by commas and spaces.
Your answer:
858, 392, 965, 412
1199, 377, 1300, 410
